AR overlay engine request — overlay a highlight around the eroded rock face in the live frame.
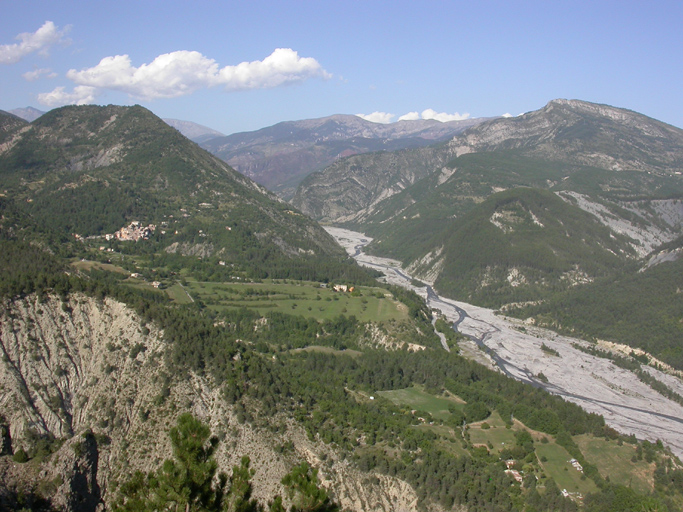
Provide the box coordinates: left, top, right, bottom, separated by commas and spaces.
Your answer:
0, 294, 424, 511
0, 294, 166, 442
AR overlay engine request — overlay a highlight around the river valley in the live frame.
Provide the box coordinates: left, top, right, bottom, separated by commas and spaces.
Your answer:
326, 226, 683, 460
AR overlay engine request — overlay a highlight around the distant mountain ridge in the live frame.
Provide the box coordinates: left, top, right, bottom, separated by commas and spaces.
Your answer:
293, 99, 683, 225
201, 113, 491, 197
8, 106, 45, 122
446, 99, 683, 174
163, 118, 225, 143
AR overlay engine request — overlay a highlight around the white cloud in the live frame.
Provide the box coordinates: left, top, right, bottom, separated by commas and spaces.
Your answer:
420, 109, 470, 122
398, 109, 471, 122
501, 113, 513, 118
356, 111, 395, 124
0, 21, 69, 65
218, 48, 331, 91
37, 85, 98, 107
357, 109, 474, 124
398, 111, 420, 121
22, 68, 57, 81
46, 48, 330, 104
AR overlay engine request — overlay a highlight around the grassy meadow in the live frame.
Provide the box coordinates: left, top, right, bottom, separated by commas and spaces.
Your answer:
178, 279, 408, 323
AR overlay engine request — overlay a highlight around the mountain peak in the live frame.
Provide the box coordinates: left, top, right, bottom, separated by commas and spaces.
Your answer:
447, 99, 683, 173
8, 106, 46, 122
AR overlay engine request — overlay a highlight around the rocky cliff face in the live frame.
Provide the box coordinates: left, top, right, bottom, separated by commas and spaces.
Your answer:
291, 146, 450, 224
0, 294, 423, 511
0, 294, 166, 442
447, 99, 683, 173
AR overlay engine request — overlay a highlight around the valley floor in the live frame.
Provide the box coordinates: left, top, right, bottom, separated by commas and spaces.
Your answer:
326, 227, 683, 460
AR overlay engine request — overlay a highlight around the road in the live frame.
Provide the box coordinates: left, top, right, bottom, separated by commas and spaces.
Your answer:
325, 226, 683, 459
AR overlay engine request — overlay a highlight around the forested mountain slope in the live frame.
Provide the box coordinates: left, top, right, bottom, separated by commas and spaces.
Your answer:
0, 104, 362, 282
293, 99, 683, 226
0, 110, 28, 140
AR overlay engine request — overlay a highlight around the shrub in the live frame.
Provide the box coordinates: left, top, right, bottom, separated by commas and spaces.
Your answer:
13, 448, 29, 463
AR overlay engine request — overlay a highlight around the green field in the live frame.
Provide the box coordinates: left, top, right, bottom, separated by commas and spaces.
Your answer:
72, 259, 130, 275
181, 279, 408, 322
469, 412, 516, 452
165, 282, 195, 305
575, 435, 654, 494
377, 386, 462, 420
535, 442, 598, 495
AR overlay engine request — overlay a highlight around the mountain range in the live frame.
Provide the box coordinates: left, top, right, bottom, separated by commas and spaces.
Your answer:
293, 98, 683, 368
163, 118, 225, 144
200, 114, 491, 198
0, 104, 381, 292
7, 107, 45, 123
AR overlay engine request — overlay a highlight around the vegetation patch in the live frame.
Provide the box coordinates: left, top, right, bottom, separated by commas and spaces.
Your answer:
535, 441, 598, 496
377, 386, 461, 421
182, 279, 407, 323
575, 435, 654, 494
468, 412, 516, 452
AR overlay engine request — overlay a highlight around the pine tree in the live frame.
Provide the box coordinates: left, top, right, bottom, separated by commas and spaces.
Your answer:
281, 462, 338, 512
113, 414, 227, 512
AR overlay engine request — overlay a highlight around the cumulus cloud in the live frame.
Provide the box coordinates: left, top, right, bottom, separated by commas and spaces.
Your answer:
398, 109, 470, 122
420, 109, 470, 122
0, 21, 69, 65
356, 111, 395, 124
37, 85, 98, 107
39, 47, 330, 105
22, 68, 57, 81
397, 111, 420, 121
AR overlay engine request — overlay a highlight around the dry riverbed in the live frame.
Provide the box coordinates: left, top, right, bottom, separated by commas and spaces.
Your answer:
326, 226, 683, 460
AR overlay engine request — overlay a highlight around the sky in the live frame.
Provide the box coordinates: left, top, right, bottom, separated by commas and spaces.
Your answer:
2, 1, 682, 135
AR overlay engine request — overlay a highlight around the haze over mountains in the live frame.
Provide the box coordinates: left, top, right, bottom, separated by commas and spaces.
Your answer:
7, 107, 45, 123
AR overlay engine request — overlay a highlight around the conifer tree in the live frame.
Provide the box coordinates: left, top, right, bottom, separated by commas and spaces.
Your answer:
113, 413, 226, 512
281, 462, 338, 512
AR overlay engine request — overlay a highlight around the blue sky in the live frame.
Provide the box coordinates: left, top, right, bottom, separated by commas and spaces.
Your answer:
2, 1, 682, 135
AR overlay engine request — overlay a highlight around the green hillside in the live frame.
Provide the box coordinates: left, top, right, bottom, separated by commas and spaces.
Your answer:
510, 239, 683, 369
0, 105, 369, 283
371, 187, 635, 306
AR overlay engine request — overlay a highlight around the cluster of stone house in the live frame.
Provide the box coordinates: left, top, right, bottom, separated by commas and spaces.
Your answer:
109, 221, 157, 241
332, 284, 355, 293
